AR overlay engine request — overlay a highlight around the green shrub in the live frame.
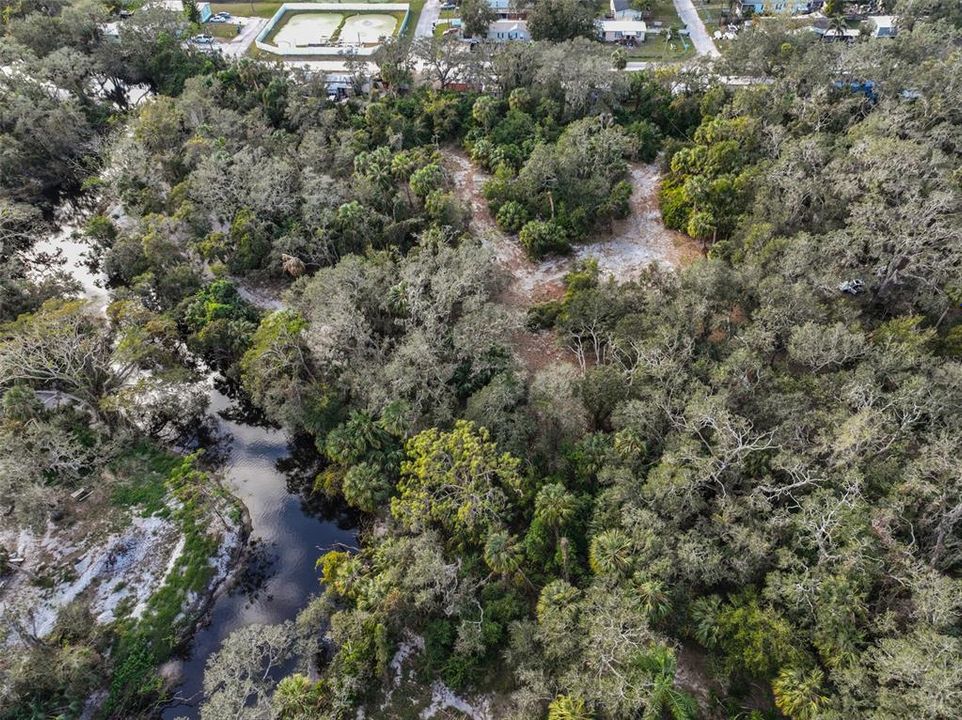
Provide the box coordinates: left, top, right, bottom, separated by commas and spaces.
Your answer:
519, 220, 569, 258
419, 618, 455, 680
658, 177, 690, 231
626, 120, 663, 163
527, 300, 563, 330
496, 200, 528, 233
341, 462, 393, 513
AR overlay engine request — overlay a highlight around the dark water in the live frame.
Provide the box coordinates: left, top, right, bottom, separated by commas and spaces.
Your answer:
161, 385, 357, 719
35, 210, 357, 720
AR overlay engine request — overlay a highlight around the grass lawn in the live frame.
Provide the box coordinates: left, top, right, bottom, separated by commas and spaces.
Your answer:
642, 0, 686, 28
400, 0, 425, 37
433, 17, 460, 37
210, 1, 283, 18
628, 33, 697, 60
205, 20, 241, 38
694, 0, 736, 27
693, 0, 742, 51
595, 0, 696, 62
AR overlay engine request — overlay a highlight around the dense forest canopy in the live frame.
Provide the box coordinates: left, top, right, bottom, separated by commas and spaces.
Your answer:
1, 0, 962, 719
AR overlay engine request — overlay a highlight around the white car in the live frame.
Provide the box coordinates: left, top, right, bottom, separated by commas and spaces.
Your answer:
192, 33, 215, 44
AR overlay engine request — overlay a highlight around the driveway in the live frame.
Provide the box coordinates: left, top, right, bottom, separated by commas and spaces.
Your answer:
672, 0, 720, 57
414, 0, 442, 38
219, 16, 268, 58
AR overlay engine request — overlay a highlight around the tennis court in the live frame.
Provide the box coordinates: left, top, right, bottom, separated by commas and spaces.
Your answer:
272, 11, 343, 46
340, 12, 397, 43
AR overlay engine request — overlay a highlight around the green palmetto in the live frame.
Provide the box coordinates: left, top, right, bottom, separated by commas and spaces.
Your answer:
547, 694, 593, 720
636, 577, 672, 623
772, 666, 827, 720
589, 529, 633, 576
634, 645, 698, 720
535, 482, 578, 533
483, 529, 523, 578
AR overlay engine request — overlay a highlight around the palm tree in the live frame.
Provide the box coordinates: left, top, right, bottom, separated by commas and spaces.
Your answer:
274, 673, 326, 719
483, 529, 523, 579
535, 483, 577, 537
613, 428, 646, 464
828, 13, 848, 40
634, 645, 698, 720
688, 595, 722, 649
588, 529, 633, 576
535, 483, 578, 578
772, 666, 827, 720
637, 577, 672, 623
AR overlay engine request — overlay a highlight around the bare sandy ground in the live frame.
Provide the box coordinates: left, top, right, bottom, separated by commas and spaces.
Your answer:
446, 151, 702, 373
0, 484, 241, 646
446, 151, 700, 307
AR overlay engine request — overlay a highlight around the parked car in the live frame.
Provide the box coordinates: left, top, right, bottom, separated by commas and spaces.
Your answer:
440, 3, 457, 9
192, 33, 215, 44
210, 11, 232, 21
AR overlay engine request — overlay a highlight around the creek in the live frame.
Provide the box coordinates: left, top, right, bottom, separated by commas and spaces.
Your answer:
33, 207, 356, 720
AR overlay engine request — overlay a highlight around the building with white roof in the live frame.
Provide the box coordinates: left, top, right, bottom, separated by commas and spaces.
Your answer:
597, 18, 647, 42
487, 19, 530, 41
868, 15, 897, 38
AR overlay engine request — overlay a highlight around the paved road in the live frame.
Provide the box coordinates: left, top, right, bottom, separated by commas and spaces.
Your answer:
414, 0, 442, 38
287, 59, 376, 73
218, 16, 268, 58
672, 0, 720, 57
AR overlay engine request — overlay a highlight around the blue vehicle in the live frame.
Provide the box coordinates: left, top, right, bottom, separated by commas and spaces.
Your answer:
832, 79, 878, 103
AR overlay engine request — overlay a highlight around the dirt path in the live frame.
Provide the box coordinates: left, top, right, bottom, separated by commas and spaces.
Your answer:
446, 151, 702, 373
446, 151, 563, 307
446, 151, 699, 308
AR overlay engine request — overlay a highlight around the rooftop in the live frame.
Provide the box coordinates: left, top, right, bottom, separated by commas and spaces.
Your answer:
598, 19, 648, 31
489, 19, 528, 30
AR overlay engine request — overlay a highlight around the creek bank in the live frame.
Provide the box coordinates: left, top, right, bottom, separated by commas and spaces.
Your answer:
0, 489, 243, 646
8, 201, 358, 720
160, 385, 358, 720
3, 206, 248, 655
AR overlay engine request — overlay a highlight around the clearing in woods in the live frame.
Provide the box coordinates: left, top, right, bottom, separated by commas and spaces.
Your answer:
445, 150, 702, 372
